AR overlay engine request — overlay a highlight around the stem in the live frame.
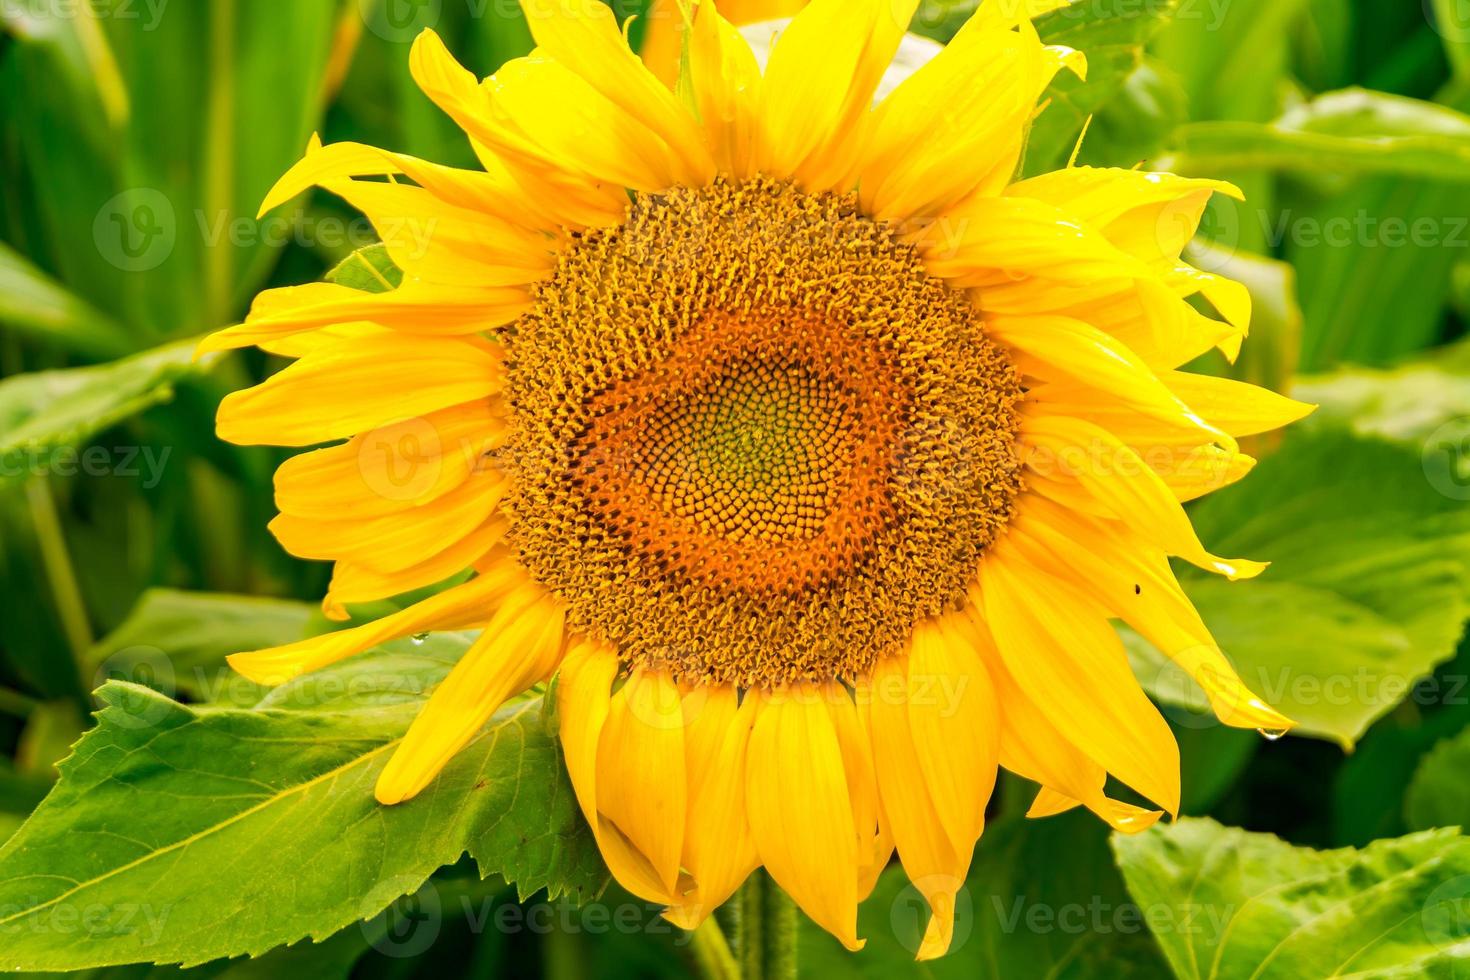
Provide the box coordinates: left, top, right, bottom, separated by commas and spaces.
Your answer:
25, 479, 93, 672
762, 875, 798, 980
739, 873, 763, 979
0, 686, 38, 719
689, 917, 739, 980
734, 872, 798, 980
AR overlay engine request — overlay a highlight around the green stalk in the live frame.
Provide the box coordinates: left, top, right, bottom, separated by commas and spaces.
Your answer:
689, 917, 739, 980
734, 872, 797, 980
25, 479, 93, 674
0, 686, 38, 719
762, 876, 798, 980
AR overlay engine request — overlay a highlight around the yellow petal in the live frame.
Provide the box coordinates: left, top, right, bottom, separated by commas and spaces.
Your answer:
269, 472, 508, 574
903, 616, 999, 855
665, 684, 759, 929
754, 0, 917, 190
824, 683, 892, 902
688, 2, 763, 178
376, 581, 566, 804
197, 279, 530, 356
406, 29, 627, 228
557, 642, 679, 906
745, 686, 863, 951
917, 195, 1148, 288
861, 15, 1079, 219
521, 0, 714, 185
978, 543, 1181, 815
273, 401, 505, 520
217, 333, 503, 448
990, 314, 1235, 451
1020, 414, 1266, 580
596, 668, 688, 894
228, 566, 521, 685
258, 136, 562, 234
1161, 371, 1316, 437
306, 179, 553, 287
958, 610, 1163, 834
1006, 496, 1293, 733
324, 516, 510, 612
863, 657, 969, 961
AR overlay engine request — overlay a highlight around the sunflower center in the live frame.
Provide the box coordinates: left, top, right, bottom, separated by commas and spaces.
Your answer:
503, 177, 1023, 687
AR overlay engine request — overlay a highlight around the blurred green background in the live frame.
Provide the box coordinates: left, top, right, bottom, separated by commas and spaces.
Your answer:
4, 0, 1470, 977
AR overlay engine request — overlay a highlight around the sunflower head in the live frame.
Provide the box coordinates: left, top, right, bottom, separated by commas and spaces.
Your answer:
206, 0, 1312, 959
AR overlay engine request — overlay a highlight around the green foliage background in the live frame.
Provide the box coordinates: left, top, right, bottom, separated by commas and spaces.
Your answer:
3, 0, 1470, 976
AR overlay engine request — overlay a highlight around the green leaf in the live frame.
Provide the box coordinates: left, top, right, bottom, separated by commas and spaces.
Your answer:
324, 243, 403, 295
2, 0, 342, 338
1130, 430, 1470, 747
0, 241, 131, 358
0, 634, 606, 972
0, 338, 218, 488
1286, 177, 1468, 370
1021, 0, 1179, 176
86, 589, 321, 708
799, 811, 1168, 977
1154, 0, 1311, 124
1405, 726, 1470, 832
1113, 817, 1470, 979
1295, 339, 1470, 446
1165, 89, 1470, 182
1069, 58, 1188, 170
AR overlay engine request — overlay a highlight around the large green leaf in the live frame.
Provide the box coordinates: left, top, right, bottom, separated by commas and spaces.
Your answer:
1114, 818, 1470, 978
0, 634, 606, 971
0, 241, 131, 358
1022, 0, 1179, 175
1166, 89, 1470, 182
1405, 726, 1470, 832
86, 589, 321, 708
1130, 430, 1470, 747
0, 338, 217, 488
1295, 339, 1470, 446
799, 811, 1168, 977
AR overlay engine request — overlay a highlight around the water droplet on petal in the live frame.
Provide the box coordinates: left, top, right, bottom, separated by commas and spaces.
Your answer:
410, 632, 428, 646
1257, 727, 1287, 742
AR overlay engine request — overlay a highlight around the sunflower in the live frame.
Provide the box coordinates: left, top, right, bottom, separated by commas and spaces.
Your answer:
203, 0, 1312, 959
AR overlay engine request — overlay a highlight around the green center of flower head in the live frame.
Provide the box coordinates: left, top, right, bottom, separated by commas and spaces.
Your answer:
642, 357, 855, 543
502, 176, 1025, 686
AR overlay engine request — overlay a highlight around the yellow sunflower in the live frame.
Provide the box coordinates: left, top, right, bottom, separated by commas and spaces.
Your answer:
203, 0, 1313, 959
